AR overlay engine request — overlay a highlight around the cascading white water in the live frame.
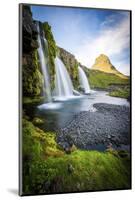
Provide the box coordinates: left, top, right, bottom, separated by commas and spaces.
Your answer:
55, 57, 74, 99
37, 23, 52, 102
78, 66, 91, 93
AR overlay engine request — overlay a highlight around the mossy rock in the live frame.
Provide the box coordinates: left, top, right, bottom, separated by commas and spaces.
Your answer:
22, 119, 64, 161
32, 117, 44, 126
42, 22, 57, 90
22, 50, 44, 97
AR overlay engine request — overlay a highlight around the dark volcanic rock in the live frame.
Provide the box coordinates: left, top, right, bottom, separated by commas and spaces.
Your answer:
57, 103, 130, 150
22, 5, 38, 53
21, 5, 44, 97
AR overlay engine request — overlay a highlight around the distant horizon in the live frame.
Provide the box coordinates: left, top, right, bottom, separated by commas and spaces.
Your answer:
31, 5, 130, 76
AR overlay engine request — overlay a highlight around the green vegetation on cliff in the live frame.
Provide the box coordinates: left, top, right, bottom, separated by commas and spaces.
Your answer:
22, 119, 131, 195
43, 22, 57, 90
58, 47, 80, 89
22, 6, 58, 97
23, 50, 43, 96
22, 5, 43, 97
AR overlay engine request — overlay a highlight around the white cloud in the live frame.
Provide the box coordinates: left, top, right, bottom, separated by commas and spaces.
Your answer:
74, 14, 130, 75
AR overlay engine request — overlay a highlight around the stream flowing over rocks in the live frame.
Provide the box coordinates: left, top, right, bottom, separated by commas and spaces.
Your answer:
57, 103, 130, 150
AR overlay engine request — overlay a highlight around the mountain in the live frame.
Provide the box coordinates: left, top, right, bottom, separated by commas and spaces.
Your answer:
91, 54, 128, 79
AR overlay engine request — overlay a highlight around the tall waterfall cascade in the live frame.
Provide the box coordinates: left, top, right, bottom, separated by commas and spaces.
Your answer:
37, 23, 52, 102
78, 66, 91, 94
54, 57, 74, 99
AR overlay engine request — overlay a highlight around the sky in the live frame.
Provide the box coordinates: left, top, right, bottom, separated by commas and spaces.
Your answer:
31, 5, 130, 75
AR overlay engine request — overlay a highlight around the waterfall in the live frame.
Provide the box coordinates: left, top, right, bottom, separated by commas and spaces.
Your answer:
55, 57, 74, 99
78, 66, 91, 94
37, 23, 52, 102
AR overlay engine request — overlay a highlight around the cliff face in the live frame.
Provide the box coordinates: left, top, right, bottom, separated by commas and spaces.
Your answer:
22, 6, 38, 53
92, 54, 128, 79
42, 22, 57, 90
22, 5, 43, 97
22, 5, 57, 97
58, 47, 79, 89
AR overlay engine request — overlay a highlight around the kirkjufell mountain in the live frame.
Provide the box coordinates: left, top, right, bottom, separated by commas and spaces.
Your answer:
91, 54, 128, 79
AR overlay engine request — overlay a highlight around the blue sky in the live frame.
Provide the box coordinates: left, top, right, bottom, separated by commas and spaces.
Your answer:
31, 5, 130, 75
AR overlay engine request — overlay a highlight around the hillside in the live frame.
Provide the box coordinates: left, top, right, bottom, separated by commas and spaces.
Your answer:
82, 67, 130, 99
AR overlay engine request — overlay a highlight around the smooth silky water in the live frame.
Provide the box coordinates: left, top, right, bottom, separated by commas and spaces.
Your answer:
54, 57, 75, 100
37, 23, 52, 102
78, 66, 91, 93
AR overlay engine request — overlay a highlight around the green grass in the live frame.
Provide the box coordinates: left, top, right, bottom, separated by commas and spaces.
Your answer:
109, 86, 130, 99
25, 150, 130, 194
84, 69, 130, 98
89, 69, 129, 89
22, 119, 131, 195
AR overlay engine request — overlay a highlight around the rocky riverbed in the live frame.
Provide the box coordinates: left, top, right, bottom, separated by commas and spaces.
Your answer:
57, 103, 130, 151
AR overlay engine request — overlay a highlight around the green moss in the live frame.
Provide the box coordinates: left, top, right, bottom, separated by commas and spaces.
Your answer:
109, 86, 130, 99
22, 119, 64, 160
71, 63, 80, 89
22, 120, 131, 195
23, 50, 43, 97
22, 119, 43, 160
32, 117, 44, 126
42, 22, 57, 90
22, 119, 64, 193
24, 150, 130, 194
65, 62, 79, 89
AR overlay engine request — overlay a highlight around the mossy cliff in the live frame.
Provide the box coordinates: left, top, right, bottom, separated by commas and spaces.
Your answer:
22, 5, 57, 97
22, 5, 43, 97
58, 47, 80, 90
42, 22, 57, 90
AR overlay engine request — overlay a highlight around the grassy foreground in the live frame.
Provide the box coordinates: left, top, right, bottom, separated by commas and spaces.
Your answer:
22, 119, 131, 195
